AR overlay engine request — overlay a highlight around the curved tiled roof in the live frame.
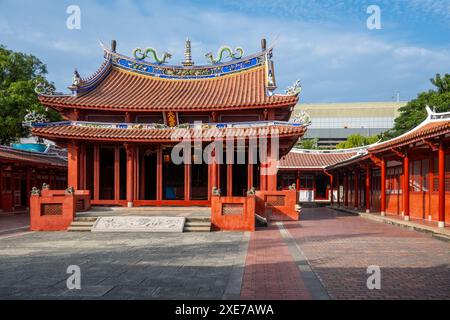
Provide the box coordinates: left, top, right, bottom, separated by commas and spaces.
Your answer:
278, 148, 365, 169
369, 118, 450, 152
39, 66, 298, 112
0, 145, 67, 168
31, 122, 306, 143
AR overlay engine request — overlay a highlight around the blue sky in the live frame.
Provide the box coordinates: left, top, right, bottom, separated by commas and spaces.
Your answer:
0, 0, 449, 103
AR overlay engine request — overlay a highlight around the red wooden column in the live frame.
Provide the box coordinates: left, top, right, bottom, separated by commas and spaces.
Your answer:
247, 148, 254, 190
429, 153, 434, 221
156, 146, 163, 201
365, 165, 371, 213
211, 148, 218, 194
438, 141, 445, 228
67, 140, 79, 190
184, 163, 191, 201
344, 172, 348, 207
140, 150, 146, 200
227, 164, 233, 196
260, 162, 267, 191
266, 146, 278, 191
328, 172, 334, 206
296, 171, 300, 191
125, 143, 135, 207
93, 145, 100, 200
78, 145, 84, 190
403, 153, 410, 221
114, 146, 120, 201
337, 172, 341, 206
380, 157, 386, 215
354, 168, 359, 210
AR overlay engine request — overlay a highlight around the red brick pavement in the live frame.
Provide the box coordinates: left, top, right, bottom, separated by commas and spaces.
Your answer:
284, 207, 450, 300
240, 224, 311, 300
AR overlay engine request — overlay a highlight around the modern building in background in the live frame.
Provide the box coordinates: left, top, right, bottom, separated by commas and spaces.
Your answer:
294, 102, 406, 148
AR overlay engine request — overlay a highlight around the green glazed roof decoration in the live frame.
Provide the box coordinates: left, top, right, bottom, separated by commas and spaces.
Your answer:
205, 46, 245, 65
133, 47, 172, 65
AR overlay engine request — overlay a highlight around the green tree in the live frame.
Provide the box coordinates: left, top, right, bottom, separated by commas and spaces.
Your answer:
336, 134, 379, 149
384, 73, 450, 140
296, 138, 319, 149
0, 45, 60, 145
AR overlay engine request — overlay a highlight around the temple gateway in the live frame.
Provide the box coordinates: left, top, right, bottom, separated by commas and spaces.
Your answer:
27, 39, 448, 231
33, 39, 305, 209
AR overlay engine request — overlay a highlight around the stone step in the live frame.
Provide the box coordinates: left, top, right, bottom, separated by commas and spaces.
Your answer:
67, 225, 93, 232
185, 221, 211, 227
183, 226, 211, 232
74, 217, 98, 222
185, 217, 211, 223
71, 221, 96, 226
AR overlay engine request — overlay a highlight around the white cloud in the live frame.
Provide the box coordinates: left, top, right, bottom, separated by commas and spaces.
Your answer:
0, 0, 448, 103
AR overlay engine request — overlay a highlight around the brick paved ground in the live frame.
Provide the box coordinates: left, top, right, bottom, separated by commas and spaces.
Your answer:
284, 207, 450, 300
0, 212, 29, 235
240, 225, 311, 300
0, 231, 247, 299
0, 207, 449, 300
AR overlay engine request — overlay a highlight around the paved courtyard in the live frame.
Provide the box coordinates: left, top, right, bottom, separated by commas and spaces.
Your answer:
0, 207, 449, 299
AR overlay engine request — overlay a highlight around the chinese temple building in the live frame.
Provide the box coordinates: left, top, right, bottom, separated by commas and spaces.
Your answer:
279, 107, 449, 227
0, 145, 67, 212
33, 39, 306, 208
278, 147, 367, 202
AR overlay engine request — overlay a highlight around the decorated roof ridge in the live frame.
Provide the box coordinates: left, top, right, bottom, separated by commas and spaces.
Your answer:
289, 144, 375, 154
30, 120, 307, 130
37, 38, 302, 102
278, 147, 367, 169
103, 41, 271, 70
368, 106, 450, 151
0, 144, 67, 160
323, 153, 370, 170
31, 122, 306, 144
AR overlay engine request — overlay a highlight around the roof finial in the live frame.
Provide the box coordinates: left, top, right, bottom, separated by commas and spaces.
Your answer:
182, 38, 194, 67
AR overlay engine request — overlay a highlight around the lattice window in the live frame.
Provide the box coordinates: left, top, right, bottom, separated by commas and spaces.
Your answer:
265, 195, 285, 206
41, 204, 62, 216
222, 203, 244, 215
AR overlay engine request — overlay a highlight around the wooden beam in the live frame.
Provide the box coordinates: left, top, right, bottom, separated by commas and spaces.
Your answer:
227, 164, 233, 196
365, 165, 371, 213
391, 148, 406, 159
381, 157, 386, 215
403, 154, 410, 220
156, 146, 163, 201
114, 146, 120, 201
421, 139, 439, 152
93, 145, 100, 200
438, 141, 445, 227
184, 163, 191, 201
67, 140, 79, 190
124, 143, 135, 207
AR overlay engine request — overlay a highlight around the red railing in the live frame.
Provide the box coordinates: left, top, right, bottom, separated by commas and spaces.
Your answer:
255, 189, 300, 221
30, 189, 91, 231
211, 195, 255, 231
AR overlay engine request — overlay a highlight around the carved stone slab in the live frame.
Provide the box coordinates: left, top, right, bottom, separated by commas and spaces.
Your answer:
91, 216, 185, 233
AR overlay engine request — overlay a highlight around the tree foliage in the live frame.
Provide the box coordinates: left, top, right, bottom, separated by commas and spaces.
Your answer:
384, 73, 450, 140
0, 45, 60, 145
296, 138, 319, 149
335, 134, 379, 149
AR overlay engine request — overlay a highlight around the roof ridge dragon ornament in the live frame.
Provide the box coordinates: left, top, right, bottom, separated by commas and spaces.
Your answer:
133, 47, 172, 65
205, 46, 244, 65
285, 80, 302, 96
